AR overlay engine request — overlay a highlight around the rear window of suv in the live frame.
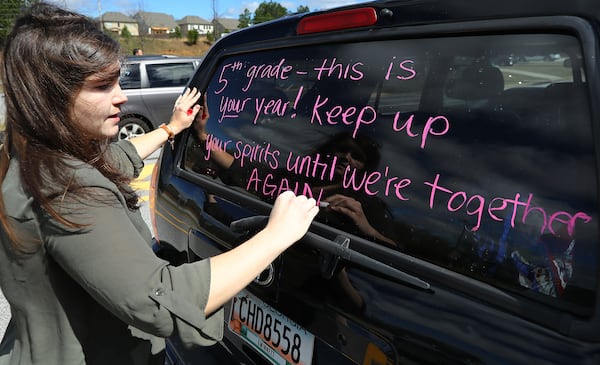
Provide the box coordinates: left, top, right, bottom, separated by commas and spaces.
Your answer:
120, 63, 141, 89
146, 62, 196, 88
120, 60, 197, 89
183, 32, 597, 315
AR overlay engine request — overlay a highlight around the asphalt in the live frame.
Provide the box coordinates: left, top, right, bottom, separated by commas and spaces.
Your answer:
0, 291, 7, 339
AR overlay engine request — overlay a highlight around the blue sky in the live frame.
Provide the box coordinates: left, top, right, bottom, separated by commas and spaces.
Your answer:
55, 0, 365, 20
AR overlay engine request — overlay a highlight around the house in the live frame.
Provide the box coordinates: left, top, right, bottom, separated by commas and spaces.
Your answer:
214, 18, 239, 36
99, 12, 139, 36
134, 11, 178, 35
95, 11, 238, 38
178, 16, 213, 35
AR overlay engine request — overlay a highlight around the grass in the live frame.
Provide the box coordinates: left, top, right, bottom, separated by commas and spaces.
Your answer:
119, 36, 213, 57
0, 36, 212, 63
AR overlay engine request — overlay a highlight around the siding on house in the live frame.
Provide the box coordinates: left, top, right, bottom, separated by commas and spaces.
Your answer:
178, 16, 213, 35
100, 12, 139, 36
215, 17, 239, 34
134, 11, 178, 35
98, 11, 238, 38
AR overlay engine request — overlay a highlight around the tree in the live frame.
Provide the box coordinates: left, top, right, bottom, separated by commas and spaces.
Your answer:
252, 1, 287, 25
120, 25, 132, 39
296, 5, 310, 14
238, 8, 252, 28
173, 26, 182, 39
186, 29, 199, 45
212, 0, 220, 40
1, 0, 37, 48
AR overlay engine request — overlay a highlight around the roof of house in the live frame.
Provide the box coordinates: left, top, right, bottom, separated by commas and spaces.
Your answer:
215, 18, 239, 31
134, 11, 178, 29
100, 12, 136, 23
97, 11, 237, 31
178, 16, 211, 25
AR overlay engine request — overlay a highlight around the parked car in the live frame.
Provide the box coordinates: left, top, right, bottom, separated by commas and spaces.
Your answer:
150, 0, 600, 364
118, 55, 200, 140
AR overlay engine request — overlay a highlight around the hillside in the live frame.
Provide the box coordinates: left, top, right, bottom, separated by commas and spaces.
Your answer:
119, 36, 213, 57
0, 36, 214, 73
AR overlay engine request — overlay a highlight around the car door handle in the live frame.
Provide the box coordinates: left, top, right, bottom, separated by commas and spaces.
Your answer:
230, 215, 431, 290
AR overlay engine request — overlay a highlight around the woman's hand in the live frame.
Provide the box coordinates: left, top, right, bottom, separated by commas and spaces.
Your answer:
325, 193, 397, 246
193, 94, 210, 142
264, 191, 319, 248
127, 88, 201, 159
326, 194, 371, 232
206, 191, 318, 314
169, 87, 201, 135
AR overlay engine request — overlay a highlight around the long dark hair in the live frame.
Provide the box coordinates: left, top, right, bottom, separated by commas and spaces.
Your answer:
0, 3, 138, 250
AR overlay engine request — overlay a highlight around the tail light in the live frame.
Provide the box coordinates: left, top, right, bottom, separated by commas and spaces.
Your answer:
297, 7, 378, 35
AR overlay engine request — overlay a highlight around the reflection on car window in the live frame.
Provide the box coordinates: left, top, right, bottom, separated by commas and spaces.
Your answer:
146, 63, 195, 88
184, 33, 597, 315
120, 63, 141, 89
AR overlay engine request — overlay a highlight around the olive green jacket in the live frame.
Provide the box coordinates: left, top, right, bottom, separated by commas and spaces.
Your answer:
0, 141, 223, 365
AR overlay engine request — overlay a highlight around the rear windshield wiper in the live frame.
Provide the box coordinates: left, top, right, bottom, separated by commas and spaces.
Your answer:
231, 216, 431, 290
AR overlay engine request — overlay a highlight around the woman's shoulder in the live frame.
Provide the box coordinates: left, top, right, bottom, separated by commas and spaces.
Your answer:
45, 140, 140, 189
57, 157, 119, 192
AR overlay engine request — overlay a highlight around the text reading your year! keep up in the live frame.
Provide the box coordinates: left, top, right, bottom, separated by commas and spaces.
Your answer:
210, 56, 592, 239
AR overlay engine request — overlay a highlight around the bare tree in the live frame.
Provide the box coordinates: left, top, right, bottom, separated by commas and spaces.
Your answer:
132, 0, 147, 50
212, 0, 220, 40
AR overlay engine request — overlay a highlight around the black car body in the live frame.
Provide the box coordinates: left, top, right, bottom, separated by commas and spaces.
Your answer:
151, 0, 600, 363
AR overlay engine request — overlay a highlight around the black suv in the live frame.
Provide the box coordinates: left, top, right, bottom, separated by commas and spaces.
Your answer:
151, 1, 600, 364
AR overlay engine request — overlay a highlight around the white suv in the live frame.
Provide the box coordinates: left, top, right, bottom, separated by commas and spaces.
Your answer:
118, 55, 200, 140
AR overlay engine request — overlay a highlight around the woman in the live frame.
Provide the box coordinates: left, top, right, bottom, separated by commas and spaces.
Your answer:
0, 3, 318, 364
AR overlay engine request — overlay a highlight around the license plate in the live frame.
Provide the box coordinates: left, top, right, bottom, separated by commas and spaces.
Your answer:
228, 290, 315, 365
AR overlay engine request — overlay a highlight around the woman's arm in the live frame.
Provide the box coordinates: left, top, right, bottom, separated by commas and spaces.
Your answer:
129, 88, 201, 160
44, 183, 317, 340
325, 194, 398, 247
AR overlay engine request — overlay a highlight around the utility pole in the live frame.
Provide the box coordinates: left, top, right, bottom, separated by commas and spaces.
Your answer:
212, 0, 219, 40
97, 0, 103, 30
